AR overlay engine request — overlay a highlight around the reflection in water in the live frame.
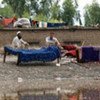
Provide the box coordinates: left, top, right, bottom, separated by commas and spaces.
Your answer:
19, 89, 100, 100
80, 89, 100, 100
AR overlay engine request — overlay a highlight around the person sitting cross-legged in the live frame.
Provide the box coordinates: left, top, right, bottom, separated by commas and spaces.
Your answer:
12, 31, 29, 49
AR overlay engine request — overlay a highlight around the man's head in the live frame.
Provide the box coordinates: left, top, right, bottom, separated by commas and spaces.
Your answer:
16, 31, 22, 39
17, 31, 21, 34
50, 32, 55, 38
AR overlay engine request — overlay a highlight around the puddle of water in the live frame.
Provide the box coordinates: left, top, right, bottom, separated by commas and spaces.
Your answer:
80, 89, 100, 100
18, 89, 100, 100
19, 94, 60, 100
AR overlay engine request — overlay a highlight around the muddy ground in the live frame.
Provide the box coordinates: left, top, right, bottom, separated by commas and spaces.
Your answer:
0, 55, 100, 94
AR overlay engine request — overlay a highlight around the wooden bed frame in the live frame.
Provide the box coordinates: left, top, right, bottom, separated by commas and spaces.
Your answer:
3, 49, 21, 65
3, 48, 60, 66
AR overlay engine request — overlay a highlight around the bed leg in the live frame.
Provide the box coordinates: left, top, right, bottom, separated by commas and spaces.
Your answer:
17, 55, 21, 65
56, 58, 61, 66
3, 51, 7, 63
57, 58, 60, 63
76, 49, 80, 63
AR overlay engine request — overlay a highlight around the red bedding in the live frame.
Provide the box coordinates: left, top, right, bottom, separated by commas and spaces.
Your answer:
62, 45, 77, 57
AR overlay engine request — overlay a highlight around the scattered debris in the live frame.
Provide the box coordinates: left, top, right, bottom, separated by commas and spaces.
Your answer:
18, 77, 23, 83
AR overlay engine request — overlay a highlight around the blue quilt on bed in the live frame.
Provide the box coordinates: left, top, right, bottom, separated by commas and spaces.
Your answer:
4, 46, 61, 62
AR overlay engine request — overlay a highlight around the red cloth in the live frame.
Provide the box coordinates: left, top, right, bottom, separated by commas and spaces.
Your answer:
69, 95, 78, 100
62, 45, 76, 51
62, 45, 77, 57
3, 18, 14, 26
32, 20, 38, 25
3, 17, 16, 26
67, 50, 76, 57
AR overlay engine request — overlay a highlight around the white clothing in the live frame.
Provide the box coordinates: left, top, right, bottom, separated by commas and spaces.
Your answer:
17, 31, 21, 35
46, 36, 60, 46
12, 36, 27, 48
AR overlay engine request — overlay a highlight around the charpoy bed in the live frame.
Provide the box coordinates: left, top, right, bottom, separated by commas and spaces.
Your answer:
3, 46, 61, 65
76, 46, 100, 63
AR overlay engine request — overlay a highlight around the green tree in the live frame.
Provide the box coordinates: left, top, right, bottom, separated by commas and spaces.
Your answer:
39, 0, 53, 18
25, 0, 53, 20
27, 0, 39, 15
50, 0, 61, 21
84, 10, 91, 26
84, 1, 100, 26
34, 13, 48, 21
62, 0, 76, 25
33, 0, 61, 22
74, 0, 82, 25
3, 0, 26, 17
0, 5, 14, 17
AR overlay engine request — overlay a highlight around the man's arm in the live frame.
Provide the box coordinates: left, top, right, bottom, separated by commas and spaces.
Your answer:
20, 39, 29, 45
45, 37, 50, 46
54, 38, 63, 49
55, 38, 60, 45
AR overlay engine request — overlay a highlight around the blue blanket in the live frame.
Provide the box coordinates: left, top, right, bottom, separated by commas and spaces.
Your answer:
82, 46, 100, 62
4, 46, 61, 62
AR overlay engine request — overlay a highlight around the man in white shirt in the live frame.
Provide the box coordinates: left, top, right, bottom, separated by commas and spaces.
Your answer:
46, 32, 63, 66
46, 32, 62, 48
12, 31, 29, 49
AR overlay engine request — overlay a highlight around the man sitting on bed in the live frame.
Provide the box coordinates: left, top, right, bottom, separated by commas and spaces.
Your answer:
46, 32, 64, 66
46, 32, 68, 56
46, 32, 62, 49
12, 31, 29, 49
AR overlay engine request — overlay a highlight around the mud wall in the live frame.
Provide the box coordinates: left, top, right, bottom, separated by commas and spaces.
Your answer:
0, 28, 100, 47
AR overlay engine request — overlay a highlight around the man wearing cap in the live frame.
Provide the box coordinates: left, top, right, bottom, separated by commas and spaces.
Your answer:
12, 31, 29, 49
